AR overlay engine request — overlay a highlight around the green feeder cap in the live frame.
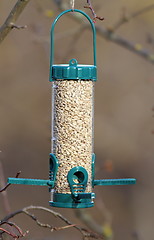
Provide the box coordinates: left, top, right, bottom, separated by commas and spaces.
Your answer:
51, 59, 97, 81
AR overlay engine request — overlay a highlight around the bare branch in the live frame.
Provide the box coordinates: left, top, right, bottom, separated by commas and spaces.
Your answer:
0, 171, 21, 193
55, 2, 154, 64
96, 25, 154, 64
1, 206, 103, 239
0, 228, 19, 239
84, 0, 104, 22
0, 0, 30, 44
52, 224, 77, 232
9, 22, 27, 30
112, 4, 154, 31
0, 160, 12, 217
131, 4, 154, 19
0, 221, 28, 239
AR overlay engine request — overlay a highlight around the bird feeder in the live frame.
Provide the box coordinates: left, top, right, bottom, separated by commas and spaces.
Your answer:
8, 9, 136, 208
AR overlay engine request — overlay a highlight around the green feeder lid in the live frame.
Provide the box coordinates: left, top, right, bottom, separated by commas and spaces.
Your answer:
51, 58, 97, 81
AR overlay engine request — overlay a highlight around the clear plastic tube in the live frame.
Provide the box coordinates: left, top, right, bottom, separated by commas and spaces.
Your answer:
51, 79, 94, 194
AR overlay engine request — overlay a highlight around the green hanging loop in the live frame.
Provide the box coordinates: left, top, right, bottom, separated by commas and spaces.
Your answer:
50, 9, 97, 75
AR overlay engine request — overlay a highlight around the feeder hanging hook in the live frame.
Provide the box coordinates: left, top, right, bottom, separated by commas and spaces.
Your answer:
70, 0, 75, 11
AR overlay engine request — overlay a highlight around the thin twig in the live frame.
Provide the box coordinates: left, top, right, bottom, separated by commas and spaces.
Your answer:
0, 171, 21, 193
9, 22, 27, 30
131, 4, 154, 19
112, 4, 154, 31
0, 158, 17, 240
0, 221, 28, 239
0, 160, 11, 216
55, 2, 154, 64
0, 228, 19, 239
0, 228, 27, 239
96, 24, 154, 64
0, 0, 30, 43
1, 206, 103, 239
0, 222, 28, 239
84, 0, 104, 22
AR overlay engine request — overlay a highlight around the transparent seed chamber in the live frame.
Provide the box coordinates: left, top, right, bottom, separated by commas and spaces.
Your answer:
51, 79, 94, 194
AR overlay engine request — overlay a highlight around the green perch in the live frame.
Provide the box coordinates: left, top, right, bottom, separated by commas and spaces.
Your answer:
8, 178, 54, 187
8, 177, 136, 187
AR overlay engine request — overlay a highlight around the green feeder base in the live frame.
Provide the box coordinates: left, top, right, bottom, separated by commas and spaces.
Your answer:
49, 193, 94, 208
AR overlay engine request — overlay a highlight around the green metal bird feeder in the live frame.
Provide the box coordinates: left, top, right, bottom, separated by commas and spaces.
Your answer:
8, 9, 136, 208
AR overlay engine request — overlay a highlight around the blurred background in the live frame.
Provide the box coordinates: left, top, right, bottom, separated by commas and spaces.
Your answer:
0, 0, 154, 240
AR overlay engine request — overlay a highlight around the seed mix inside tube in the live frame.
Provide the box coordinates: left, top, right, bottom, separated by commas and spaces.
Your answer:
52, 80, 94, 194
